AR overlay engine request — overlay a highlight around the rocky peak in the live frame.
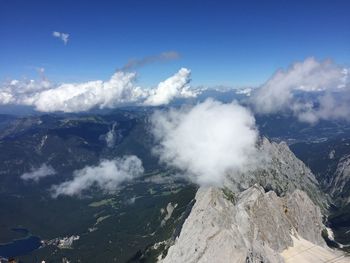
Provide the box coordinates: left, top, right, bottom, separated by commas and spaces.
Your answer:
225, 137, 326, 210
159, 139, 346, 262
160, 184, 331, 263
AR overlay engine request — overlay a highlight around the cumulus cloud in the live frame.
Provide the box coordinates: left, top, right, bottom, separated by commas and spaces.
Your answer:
144, 68, 196, 106
33, 71, 145, 112
51, 156, 144, 197
151, 99, 259, 186
52, 31, 69, 45
250, 57, 350, 123
0, 68, 196, 112
21, 164, 56, 182
120, 51, 180, 71
0, 68, 52, 106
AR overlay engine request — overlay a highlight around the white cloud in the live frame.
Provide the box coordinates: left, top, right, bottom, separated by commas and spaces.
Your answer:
21, 164, 56, 182
53, 31, 69, 45
250, 57, 350, 123
33, 71, 145, 112
144, 68, 196, 106
0, 76, 52, 106
51, 156, 144, 197
105, 122, 118, 148
151, 99, 259, 186
0, 68, 197, 112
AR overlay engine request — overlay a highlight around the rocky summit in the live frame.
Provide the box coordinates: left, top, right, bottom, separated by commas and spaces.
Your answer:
159, 139, 348, 263
161, 185, 347, 263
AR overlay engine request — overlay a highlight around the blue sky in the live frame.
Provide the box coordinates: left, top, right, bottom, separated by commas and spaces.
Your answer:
1, 0, 349, 87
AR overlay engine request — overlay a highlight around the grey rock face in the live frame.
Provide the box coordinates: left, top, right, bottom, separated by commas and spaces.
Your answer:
329, 154, 350, 204
160, 138, 329, 263
285, 190, 325, 246
161, 185, 325, 263
225, 138, 326, 210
